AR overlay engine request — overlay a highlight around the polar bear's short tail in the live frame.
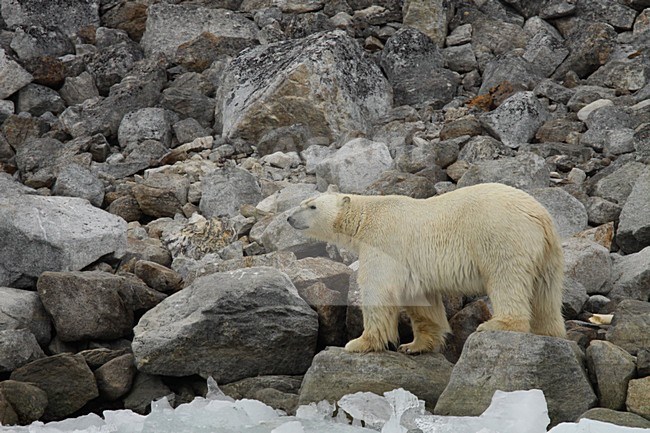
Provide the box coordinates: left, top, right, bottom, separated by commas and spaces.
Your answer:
530, 221, 567, 338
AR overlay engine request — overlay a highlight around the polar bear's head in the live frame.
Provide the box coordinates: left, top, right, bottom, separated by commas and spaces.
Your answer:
287, 185, 350, 241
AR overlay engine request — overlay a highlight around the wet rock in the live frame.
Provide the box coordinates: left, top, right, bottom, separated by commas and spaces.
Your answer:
457, 152, 549, 190
0, 286, 51, 346
0, 380, 48, 425
586, 340, 636, 411
530, 187, 588, 238
199, 166, 262, 218
217, 30, 391, 144
434, 331, 596, 425
132, 267, 318, 383
626, 376, 650, 420
579, 408, 650, 429
608, 247, 650, 302
0, 329, 45, 373
94, 353, 136, 401
315, 138, 393, 193
480, 91, 550, 149
606, 299, 650, 355
299, 346, 453, 410
141, 4, 258, 58
37, 271, 165, 342
10, 353, 99, 420
381, 27, 458, 107
0, 195, 126, 287
617, 167, 650, 254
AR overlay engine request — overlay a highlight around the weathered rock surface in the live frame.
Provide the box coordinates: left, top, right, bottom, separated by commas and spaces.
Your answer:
626, 376, 650, 420
0, 195, 126, 287
579, 408, 650, 429
531, 187, 588, 238
457, 152, 549, 190
199, 166, 262, 218
299, 347, 453, 409
606, 299, 650, 355
586, 340, 636, 410
0, 329, 45, 373
0, 48, 33, 99
617, 167, 650, 254
0, 380, 48, 425
132, 267, 318, 383
562, 237, 612, 295
434, 331, 596, 425
1, 0, 100, 37
0, 286, 51, 345
94, 353, 137, 401
608, 247, 650, 302
217, 30, 392, 145
10, 354, 99, 420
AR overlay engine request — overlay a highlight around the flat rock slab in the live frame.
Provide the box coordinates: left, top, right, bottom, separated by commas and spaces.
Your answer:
434, 331, 596, 425
217, 30, 392, 144
0, 195, 126, 286
298, 346, 453, 410
140, 4, 258, 58
132, 266, 318, 383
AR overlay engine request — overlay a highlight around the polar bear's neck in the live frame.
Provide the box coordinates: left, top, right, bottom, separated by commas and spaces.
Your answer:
332, 196, 396, 253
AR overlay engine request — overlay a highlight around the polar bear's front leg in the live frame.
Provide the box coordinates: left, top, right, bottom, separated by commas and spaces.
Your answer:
399, 293, 450, 354
345, 305, 400, 352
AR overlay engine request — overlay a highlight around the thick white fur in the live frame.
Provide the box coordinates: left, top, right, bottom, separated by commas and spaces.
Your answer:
288, 183, 566, 353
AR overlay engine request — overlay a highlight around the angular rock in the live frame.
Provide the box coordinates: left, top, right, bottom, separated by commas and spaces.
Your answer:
10, 25, 74, 60
364, 170, 437, 198
456, 135, 513, 163
100, 0, 148, 42
299, 346, 453, 409
478, 56, 540, 95
626, 377, 650, 420
563, 237, 612, 296
480, 91, 550, 148
87, 41, 144, 95
79, 347, 130, 370
315, 138, 393, 193
0, 286, 51, 345
579, 407, 650, 429
123, 372, 171, 414
586, 196, 623, 226
132, 184, 183, 219
608, 247, 650, 302
606, 299, 650, 355
380, 27, 458, 107
0, 195, 126, 287
132, 267, 318, 383
562, 278, 588, 320
0, 329, 45, 373
94, 353, 136, 401
588, 59, 647, 92
444, 299, 492, 363
457, 152, 549, 190
0, 380, 48, 425
37, 271, 164, 342
134, 260, 183, 294
16, 83, 66, 116
575, 0, 638, 30
118, 107, 176, 149
10, 353, 99, 420
59, 71, 100, 106
140, 4, 258, 58
522, 33, 569, 78
443, 44, 478, 73
533, 79, 575, 104
257, 183, 318, 214
51, 163, 105, 207
217, 30, 391, 144
584, 105, 637, 132
402, 0, 451, 46
199, 166, 262, 218
586, 340, 636, 410
434, 331, 596, 425
552, 22, 617, 79
1, 0, 100, 37
617, 167, 650, 254
530, 187, 588, 238
175, 31, 250, 72
591, 161, 647, 206
0, 48, 33, 99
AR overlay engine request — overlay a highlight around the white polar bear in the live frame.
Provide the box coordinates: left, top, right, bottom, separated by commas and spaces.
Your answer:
287, 183, 566, 354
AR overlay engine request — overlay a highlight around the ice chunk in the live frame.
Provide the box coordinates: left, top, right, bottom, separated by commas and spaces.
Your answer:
295, 400, 337, 421
206, 375, 235, 402
382, 388, 426, 433
548, 418, 650, 433
415, 389, 550, 433
338, 392, 391, 429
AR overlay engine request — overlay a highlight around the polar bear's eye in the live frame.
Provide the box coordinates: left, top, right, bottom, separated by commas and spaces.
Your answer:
309, 205, 317, 210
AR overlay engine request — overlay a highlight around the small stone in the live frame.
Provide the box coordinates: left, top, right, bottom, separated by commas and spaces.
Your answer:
446, 23, 472, 46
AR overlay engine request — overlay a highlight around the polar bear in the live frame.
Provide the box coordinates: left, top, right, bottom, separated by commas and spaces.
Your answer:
287, 183, 566, 354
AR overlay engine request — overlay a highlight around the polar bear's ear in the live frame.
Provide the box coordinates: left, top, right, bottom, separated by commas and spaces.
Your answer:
341, 196, 351, 206
327, 184, 340, 193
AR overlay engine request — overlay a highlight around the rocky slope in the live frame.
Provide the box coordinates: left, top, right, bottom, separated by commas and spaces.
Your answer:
0, 0, 649, 428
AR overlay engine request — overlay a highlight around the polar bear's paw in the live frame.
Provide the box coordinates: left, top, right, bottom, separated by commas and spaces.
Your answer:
344, 335, 388, 353
476, 317, 530, 333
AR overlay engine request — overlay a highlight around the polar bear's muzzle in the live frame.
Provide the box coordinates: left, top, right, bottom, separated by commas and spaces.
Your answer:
287, 213, 309, 230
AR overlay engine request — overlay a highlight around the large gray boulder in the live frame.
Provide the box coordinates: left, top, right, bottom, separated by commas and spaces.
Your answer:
199, 166, 262, 218
37, 271, 165, 342
562, 237, 612, 295
608, 247, 650, 302
606, 299, 650, 355
0, 48, 33, 99
457, 152, 550, 190
402, 0, 452, 47
617, 167, 650, 254
259, 210, 328, 259
217, 30, 392, 145
480, 92, 550, 148
586, 340, 636, 411
140, 4, 258, 58
0, 286, 51, 345
434, 331, 596, 425
117, 107, 177, 149
315, 138, 393, 194
531, 187, 588, 238
0, 195, 127, 287
299, 346, 453, 410
0, 329, 45, 373
132, 267, 318, 383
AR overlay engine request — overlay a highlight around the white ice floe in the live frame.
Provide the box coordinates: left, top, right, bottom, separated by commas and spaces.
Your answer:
1, 381, 647, 433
